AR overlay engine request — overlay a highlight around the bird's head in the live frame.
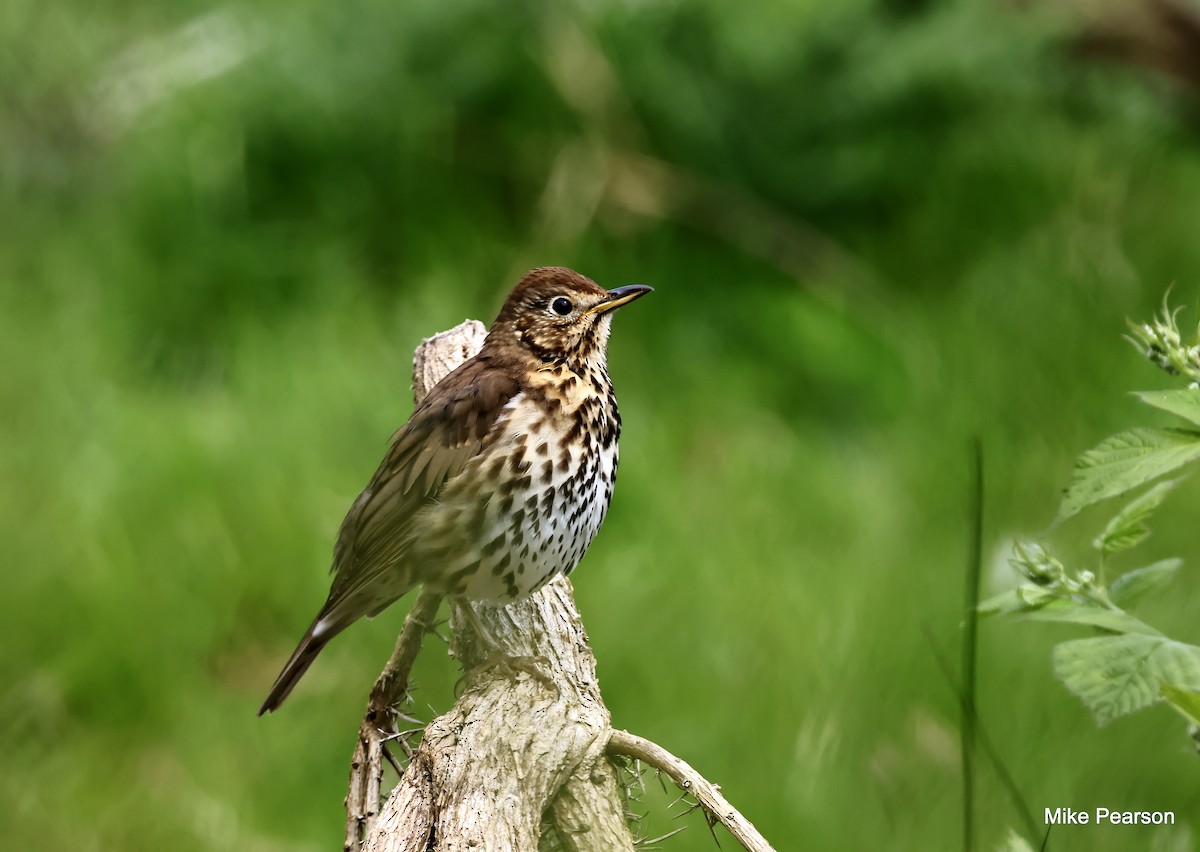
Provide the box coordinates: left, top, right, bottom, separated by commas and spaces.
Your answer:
489, 267, 652, 369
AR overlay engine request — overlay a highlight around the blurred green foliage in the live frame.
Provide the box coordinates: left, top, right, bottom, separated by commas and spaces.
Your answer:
4, 0, 1200, 849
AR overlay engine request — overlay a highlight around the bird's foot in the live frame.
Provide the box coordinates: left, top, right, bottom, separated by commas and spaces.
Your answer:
453, 651, 557, 697
450, 599, 558, 693
470, 651, 556, 689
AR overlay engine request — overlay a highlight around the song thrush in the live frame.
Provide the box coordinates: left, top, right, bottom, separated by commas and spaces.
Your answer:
259, 267, 651, 714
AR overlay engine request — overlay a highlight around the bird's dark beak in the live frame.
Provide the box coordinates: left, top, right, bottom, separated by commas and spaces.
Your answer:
586, 284, 654, 316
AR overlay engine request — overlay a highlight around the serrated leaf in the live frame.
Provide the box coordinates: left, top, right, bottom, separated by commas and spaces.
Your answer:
1161, 683, 1200, 727
1016, 599, 1160, 635
1108, 559, 1182, 609
1136, 389, 1200, 428
1052, 634, 1200, 725
1058, 428, 1200, 520
1092, 479, 1179, 555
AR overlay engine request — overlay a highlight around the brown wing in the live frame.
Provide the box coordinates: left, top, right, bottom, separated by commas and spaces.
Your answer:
324, 354, 520, 615
260, 353, 520, 714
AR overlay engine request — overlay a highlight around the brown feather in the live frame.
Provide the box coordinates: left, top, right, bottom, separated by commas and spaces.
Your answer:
322, 358, 519, 618
258, 617, 331, 715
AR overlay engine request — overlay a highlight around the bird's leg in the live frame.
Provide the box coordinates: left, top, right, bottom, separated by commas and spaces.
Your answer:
453, 598, 502, 649
450, 598, 556, 691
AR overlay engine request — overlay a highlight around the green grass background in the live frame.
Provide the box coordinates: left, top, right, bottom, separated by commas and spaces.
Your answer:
3, 0, 1199, 849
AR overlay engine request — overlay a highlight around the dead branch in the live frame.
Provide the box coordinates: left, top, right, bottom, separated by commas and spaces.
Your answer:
607, 730, 776, 852
345, 587, 443, 849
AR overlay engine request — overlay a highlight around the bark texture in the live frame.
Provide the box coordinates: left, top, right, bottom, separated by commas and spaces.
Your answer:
365, 581, 634, 852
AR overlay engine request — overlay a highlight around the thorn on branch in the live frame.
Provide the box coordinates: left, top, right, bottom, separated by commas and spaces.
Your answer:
382, 742, 405, 777
635, 825, 689, 848
607, 729, 776, 852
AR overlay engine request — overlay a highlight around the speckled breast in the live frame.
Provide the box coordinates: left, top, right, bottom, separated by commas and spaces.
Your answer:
413, 368, 620, 602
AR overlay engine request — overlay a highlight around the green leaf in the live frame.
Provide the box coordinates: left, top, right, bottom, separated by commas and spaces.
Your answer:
977, 585, 1055, 618
1108, 559, 1182, 609
1092, 479, 1179, 555
1135, 389, 1200, 428
1052, 634, 1200, 725
1057, 428, 1200, 520
1161, 683, 1200, 727
1017, 599, 1160, 636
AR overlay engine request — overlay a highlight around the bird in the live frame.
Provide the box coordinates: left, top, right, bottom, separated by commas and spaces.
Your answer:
259, 267, 652, 714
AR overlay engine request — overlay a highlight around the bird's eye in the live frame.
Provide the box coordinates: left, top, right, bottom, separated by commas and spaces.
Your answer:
550, 296, 573, 316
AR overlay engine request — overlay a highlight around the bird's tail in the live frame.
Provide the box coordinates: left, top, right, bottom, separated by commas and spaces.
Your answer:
258, 615, 337, 715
